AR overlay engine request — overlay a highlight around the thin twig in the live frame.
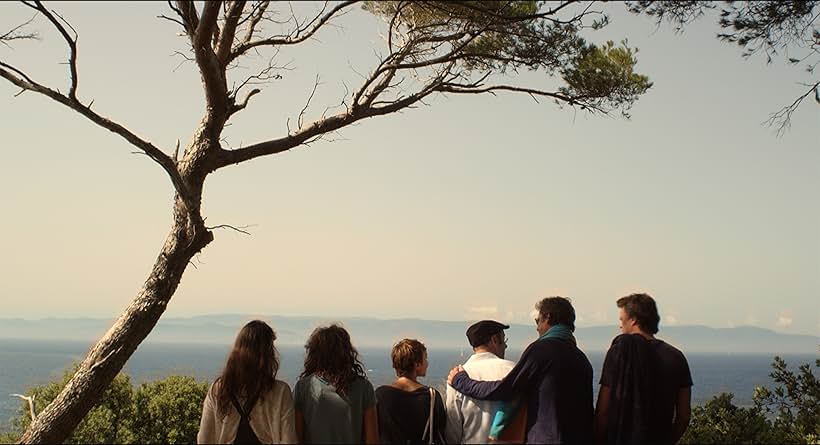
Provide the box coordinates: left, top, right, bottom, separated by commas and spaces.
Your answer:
206, 224, 255, 235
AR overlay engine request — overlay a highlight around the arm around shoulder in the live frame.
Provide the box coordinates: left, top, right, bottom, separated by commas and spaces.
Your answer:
451, 346, 540, 401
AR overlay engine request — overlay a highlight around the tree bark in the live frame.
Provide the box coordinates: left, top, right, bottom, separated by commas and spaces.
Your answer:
18, 197, 212, 444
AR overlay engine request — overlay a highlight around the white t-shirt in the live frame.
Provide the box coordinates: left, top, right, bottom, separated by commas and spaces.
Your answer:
444, 352, 516, 444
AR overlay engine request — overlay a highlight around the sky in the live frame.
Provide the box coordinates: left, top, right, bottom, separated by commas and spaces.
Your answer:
0, 2, 818, 336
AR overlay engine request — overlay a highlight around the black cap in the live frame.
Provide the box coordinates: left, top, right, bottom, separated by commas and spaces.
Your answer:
466, 320, 510, 348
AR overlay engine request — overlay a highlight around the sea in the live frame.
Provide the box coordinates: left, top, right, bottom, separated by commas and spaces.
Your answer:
0, 338, 816, 432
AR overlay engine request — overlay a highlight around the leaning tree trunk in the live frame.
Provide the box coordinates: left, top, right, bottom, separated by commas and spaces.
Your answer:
18, 196, 213, 444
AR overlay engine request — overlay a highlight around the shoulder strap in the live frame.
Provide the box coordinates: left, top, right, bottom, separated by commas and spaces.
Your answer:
230, 394, 246, 417
423, 387, 435, 444
244, 391, 261, 415
230, 392, 261, 418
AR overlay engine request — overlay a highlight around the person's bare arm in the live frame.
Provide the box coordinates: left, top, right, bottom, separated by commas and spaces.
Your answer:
593, 385, 610, 445
671, 387, 691, 444
363, 405, 379, 444
295, 409, 304, 443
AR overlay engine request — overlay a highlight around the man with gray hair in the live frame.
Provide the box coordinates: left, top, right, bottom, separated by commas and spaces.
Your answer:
445, 320, 515, 444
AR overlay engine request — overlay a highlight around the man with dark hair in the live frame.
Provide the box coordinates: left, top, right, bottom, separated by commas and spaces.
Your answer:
594, 293, 693, 444
445, 320, 516, 444
447, 297, 594, 444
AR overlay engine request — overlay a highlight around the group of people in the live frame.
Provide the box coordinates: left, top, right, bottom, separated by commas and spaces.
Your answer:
197, 293, 692, 444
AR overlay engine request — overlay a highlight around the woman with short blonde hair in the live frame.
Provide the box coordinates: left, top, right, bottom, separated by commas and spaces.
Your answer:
377, 338, 446, 444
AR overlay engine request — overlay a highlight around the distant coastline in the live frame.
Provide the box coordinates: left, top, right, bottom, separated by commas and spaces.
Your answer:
0, 315, 817, 353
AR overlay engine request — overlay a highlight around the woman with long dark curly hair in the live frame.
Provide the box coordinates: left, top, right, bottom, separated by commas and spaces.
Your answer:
198, 320, 296, 444
294, 324, 379, 444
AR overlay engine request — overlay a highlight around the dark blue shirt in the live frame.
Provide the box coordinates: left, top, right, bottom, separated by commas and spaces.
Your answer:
450, 338, 593, 444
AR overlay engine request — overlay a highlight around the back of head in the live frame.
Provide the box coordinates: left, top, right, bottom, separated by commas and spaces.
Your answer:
465, 320, 509, 348
536, 296, 576, 332
391, 338, 426, 377
617, 293, 660, 334
301, 324, 366, 393
216, 320, 279, 417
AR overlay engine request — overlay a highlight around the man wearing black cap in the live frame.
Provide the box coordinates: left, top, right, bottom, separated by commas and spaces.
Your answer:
448, 297, 594, 444
445, 320, 516, 444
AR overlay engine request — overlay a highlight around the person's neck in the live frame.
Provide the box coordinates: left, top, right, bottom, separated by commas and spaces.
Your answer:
631, 330, 654, 340
400, 374, 418, 383
473, 346, 495, 355
392, 375, 423, 391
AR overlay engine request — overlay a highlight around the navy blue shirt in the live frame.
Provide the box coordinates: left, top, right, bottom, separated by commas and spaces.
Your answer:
451, 338, 593, 444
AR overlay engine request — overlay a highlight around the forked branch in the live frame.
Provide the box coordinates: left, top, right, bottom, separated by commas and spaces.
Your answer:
227, 0, 359, 63
21, 1, 79, 100
0, 14, 39, 45
765, 80, 820, 136
11, 394, 36, 421
0, 7, 194, 213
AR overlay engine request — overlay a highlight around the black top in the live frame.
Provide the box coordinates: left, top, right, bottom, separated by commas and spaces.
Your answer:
600, 334, 693, 444
451, 338, 594, 444
230, 392, 262, 445
375, 385, 447, 444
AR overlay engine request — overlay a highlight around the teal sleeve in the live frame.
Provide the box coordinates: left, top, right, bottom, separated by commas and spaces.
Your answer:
489, 398, 520, 439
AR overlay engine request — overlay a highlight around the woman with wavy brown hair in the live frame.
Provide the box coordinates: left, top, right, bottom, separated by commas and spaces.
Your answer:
198, 320, 296, 444
293, 324, 379, 444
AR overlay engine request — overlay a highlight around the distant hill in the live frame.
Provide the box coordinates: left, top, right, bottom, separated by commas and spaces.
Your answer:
0, 315, 817, 353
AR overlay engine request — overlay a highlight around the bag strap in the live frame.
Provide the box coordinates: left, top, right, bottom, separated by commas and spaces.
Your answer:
422, 387, 435, 444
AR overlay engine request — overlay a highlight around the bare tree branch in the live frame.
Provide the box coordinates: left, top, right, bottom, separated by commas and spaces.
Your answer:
238, 1, 268, 37
438, 83, 601, 111
205, 223, 254, 235
0, 62, 192, 210
215, 60, 457, 168
216, 0, 247, 65
298, 74, 321, 130
228, 0, 359, 63
0, 13, 39, 45
195, 1, 222, 49
173, 1, 200, 37
21, 1, 80, 100
174, 0, 231, 119
11, 394, 36, 421
240, 1, 269, 46
229, 87, 261, 115
158, 13, 187, 32
764, 80, 820, 136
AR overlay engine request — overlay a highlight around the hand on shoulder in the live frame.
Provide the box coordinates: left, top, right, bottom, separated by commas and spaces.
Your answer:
447, 365, 465, 384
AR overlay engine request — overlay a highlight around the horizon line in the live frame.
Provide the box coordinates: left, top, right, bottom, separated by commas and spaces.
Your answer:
1, 313, 817, 338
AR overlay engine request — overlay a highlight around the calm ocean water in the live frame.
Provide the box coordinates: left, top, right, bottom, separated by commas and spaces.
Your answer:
0, 338, 816, 431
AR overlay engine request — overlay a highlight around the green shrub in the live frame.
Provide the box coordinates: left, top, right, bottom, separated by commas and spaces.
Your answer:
8, 367, 208, 444
127, 375, 209, 444
682, 357, 819, 444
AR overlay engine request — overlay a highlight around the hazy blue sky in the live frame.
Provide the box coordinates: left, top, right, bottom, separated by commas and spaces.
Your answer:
1, 2, 817, 336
